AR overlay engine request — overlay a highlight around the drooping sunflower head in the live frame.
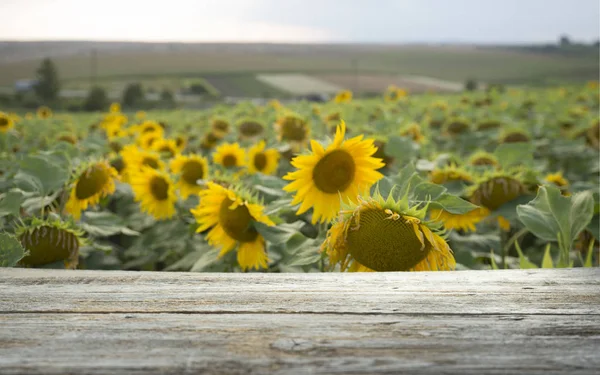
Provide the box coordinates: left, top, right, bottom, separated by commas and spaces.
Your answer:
191, 182, 275, 271
322, 188, 455, 272
17, 218, 84, 269
400, 122, 425, 144
152, 138, 180, 159
37, 106, 53, 119
247, 140, 280, 175
211, 118, 230, 138
200, 132, 221, 150
325, 111, 342, 123
109, 102, 121, 113
170, 154, 209, 199
129, 167, 177, 220
0, 112, 15, 133
275, 114, 310, 147
237, 119, 265, 139
213, 142, 247, 169
500, 128, 531, 144
65, 161, 119, 220
468, 151, 499, 168
57, 133, 78, 145
333, 90, 353, 103
430, 164, 473, 185
444, 117, 471, 136
477, 118, 503, 131
283, 120, 385, 224
466, 171, 529, 230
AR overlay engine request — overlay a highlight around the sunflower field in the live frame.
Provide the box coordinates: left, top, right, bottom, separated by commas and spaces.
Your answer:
0, 84, 598, 272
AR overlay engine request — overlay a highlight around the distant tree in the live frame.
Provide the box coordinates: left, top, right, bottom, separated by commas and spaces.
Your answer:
593, 39, 600, 48
464, 78, 478, 92
34, 58, 60, 102
559, 34, 571, 47
83, 86, 108, 112
160, 89, 176, 108
122, 83, 144, 108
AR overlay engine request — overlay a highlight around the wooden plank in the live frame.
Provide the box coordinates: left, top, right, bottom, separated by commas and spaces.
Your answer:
0, 268, 598, 315
0, 269, 598, 374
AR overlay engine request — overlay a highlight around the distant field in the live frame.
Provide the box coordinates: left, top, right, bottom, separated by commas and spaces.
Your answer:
256, 74, 341, 95
315, 74, 463, 93
0, 42, 597, 94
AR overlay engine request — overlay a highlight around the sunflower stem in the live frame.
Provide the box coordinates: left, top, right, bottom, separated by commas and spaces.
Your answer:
502, 227, 529, 269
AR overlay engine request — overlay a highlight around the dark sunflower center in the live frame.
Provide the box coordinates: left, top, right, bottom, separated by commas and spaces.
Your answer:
219, 198, 259, 242
503, 133, 529, 143
75, 165, 110, 200
312, 150, 355, 194
222, 154, 238, 168
206, 133, 219, 143
142, 157, 159, 169
149, 176, 169, 201
176, 137, 185, 147
110, 157, 125, 173
282, 121, 307, 141
109, 141, 123, 153
142, 126, 157, 134
213, 121, 229, 132
253, 153, 267, 171
447, 121, 469, 134
0, 117, 9, 127
58, 135, 77, 144
239, 121, 264, 137
159, 146, 174, 157
181, 161, 205, 185
470, 177, 524, 211
347, 209, 431, 271
472, 157, 495, 166
19, 225, 79, 267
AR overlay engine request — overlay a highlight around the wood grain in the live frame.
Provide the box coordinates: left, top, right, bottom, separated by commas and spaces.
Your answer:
0, 268, 598, 374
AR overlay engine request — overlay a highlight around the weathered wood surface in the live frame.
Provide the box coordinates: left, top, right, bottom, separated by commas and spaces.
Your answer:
0, 268, 598, 375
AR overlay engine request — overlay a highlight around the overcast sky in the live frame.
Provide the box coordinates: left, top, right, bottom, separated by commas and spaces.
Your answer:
1, 0, 598, 43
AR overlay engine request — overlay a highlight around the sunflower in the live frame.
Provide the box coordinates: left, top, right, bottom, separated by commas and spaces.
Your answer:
238, 119, 265, 139
37, 106, 53, 119
191, 182, 275, 271
500, 129, 530, 143
152, 138, 180, 158
57, 133, 78, 145
211, 118, 230, 138
400, 122, 425, 143
201, 132, 221, 150
544, 172, 570, 196
430, 164, 473, 185
174, 135, 187, 152
384, 85, 408, 102
468, 151, 499, 168
247, 141, 279, 175
444, 117, 471, 136
120, 145, 165, 181
65, 161, 119, 220
283, 121, 385, 224
135, 111, 147, 120
429, 207, 488, 232
467, 172, 529, 231
333, 90, 353, 103
275, 114, 310, 149
136, 121, 164, 137
105, 123, 128, 141
321, 189, 455, 272
129, 167, 177, 220
25, 113, 34, 120
0, 112, 15, 133
109, 103, 121, 113
170, 154, 209, 199
17, 218, 84, 269
138, 132, 162, 150
213, 142, 246, 169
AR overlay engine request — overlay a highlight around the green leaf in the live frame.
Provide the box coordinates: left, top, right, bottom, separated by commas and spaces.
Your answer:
541, 244, 554, 269
80, 211, 140, 237
14, 154, 70, 195
386, 136, 417, 164
517, 186, 594, 251
494, 142, 534, 169
284, 233, 322, 267
412, 182, 447, 202
255, 221, 305, 245
0, 191, 24, 218
190, 248, 222, 272
431, 193, 478, 214
0, 233, 28, 267
514, 241, 538, 269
